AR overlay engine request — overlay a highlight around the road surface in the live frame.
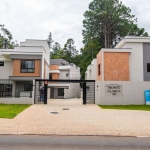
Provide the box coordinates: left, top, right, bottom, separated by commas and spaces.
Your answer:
0, 135, 150, 150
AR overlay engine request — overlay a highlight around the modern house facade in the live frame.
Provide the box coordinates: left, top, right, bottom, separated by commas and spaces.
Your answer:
49, 59, 80, 99
85, 59, 97, 80
0, 39, 50, 104
86, 36, 150, 105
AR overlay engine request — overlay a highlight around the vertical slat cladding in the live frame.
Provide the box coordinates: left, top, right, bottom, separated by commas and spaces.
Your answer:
86, 82, 95, 104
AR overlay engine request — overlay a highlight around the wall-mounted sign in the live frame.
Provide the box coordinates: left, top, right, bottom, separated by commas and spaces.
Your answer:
105, 84, 123, 96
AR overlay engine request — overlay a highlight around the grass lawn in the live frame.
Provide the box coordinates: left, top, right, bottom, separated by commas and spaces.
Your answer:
99, 105, 150, 111
0, 104, 31, 119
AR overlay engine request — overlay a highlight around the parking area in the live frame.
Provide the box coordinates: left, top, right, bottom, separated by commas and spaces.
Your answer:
0, 98, 150, 136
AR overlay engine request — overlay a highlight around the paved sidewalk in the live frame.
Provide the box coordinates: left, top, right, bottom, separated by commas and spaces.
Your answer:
0, 98, 150, 136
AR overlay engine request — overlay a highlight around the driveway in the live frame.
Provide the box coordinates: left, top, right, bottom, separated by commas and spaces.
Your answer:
0, 98, 150, 136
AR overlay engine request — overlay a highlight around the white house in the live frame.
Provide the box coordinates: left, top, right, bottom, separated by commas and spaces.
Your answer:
49, 59, 81, 99
0, 39, 50, 104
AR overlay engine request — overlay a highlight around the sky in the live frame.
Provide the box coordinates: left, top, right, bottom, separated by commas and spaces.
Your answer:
0, 0, 150, 51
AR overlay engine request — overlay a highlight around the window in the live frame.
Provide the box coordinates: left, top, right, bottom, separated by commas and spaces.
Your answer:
21, 60, 35, 73
147, 63, 150, 72
0, 62, 4, 66
58, 88, 64, 96
86, 86, 89, 89
24, 84, 33, 91
66, 73, 69, 77
98, 64, 100, 75
0, 84, 4, 91
49, 73, 52, 80
0, 84, 12, 97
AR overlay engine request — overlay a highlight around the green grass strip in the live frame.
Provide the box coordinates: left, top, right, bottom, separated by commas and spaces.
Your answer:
99, 105, 150, 111
0, 104, 31, 119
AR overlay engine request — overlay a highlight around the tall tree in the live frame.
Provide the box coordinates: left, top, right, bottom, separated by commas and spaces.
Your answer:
47, 32, 53, 48
82, 0, 148, 48
0, 24, 14, 48
63, 38, 78, 63
51, 42, 63, 59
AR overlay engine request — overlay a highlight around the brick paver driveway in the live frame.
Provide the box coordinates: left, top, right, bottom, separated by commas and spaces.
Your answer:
0, 98, 150, 136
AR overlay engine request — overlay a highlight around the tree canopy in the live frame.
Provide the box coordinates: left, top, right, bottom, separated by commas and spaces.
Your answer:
82, 0, 148, 48
0, 24, 18, 48
49, 0, 149, 79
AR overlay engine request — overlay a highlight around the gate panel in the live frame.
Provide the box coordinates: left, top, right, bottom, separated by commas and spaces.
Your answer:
34, 80, 44, 104
86, 82, 95, 104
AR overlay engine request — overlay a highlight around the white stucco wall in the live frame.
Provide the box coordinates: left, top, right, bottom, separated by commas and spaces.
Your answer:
70, 64, 80, 79
0, 97, 33, 104
0, 61, 13, 79
122, 43, 143, 81
64, 83, 80, 99
95, 81, 150, 105
59, 70, 70, 79
85, 59, 97, 80
25, 40, 50, 65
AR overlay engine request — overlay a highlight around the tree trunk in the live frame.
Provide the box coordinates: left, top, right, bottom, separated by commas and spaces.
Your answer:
104, 24, 107, 48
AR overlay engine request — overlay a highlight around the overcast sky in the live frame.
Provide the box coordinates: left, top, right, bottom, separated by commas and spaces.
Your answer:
0, 0, 150, 50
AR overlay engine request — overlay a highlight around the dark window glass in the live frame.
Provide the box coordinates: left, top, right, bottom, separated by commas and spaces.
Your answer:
0, 84, 4, 91
49, 73, 52, 80
0, 62, 4, 66
4, 84, 12, 92
24, 84, 33, 91
98, 64, 100, 75
21, 60, 34, 73
86, 86, 89, 89
58, 88, 64, 96
147, 63, 150, 72
66, 73, 69, 77
0, 84, 12, 97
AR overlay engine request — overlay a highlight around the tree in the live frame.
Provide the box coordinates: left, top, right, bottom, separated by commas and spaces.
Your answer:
47, 32, 53, 48
63, 38, 78, 63
51, 42, 63, 59
0, 24, 16, 48
82, 0, 148, 48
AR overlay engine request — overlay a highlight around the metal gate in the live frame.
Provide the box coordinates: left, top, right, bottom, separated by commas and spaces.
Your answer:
86, 82, 95, 104
34, 79, 95, 105
34, 80, 47, 104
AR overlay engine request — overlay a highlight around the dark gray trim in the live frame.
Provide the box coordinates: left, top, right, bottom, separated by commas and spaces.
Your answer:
10, 54, 42, 59
50, 59, 69, 66
9, 76, 41, 81
143, 43, 150, 81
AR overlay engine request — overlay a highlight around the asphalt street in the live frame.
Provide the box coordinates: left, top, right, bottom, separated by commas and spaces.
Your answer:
0, 135, 150, 150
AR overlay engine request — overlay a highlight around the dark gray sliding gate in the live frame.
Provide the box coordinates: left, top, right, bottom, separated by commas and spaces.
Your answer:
34, 80, 45, 104
34, 79, 95, 105
86, 82, 95, 104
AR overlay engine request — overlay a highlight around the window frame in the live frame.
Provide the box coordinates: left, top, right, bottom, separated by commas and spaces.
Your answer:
147, 63, 150, 72
58, 88, 64, 96
66, 73, 69, 77
0, 62, 4, 66
20, 60, 35, 73
98, 64, 101, 75
0, 84, 12, 97
24, 84, 33, 91
49, 73, 52, 80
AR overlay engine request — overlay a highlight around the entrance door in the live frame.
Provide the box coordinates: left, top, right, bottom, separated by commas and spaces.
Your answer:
58, 88, 64, 99
50, 87, 54, 98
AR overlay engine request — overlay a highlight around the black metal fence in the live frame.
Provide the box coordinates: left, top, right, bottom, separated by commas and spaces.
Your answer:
34, 80, 45, 104
34, 79, 95, 105
86, 82, 95, 104
0, 79, 13, 98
